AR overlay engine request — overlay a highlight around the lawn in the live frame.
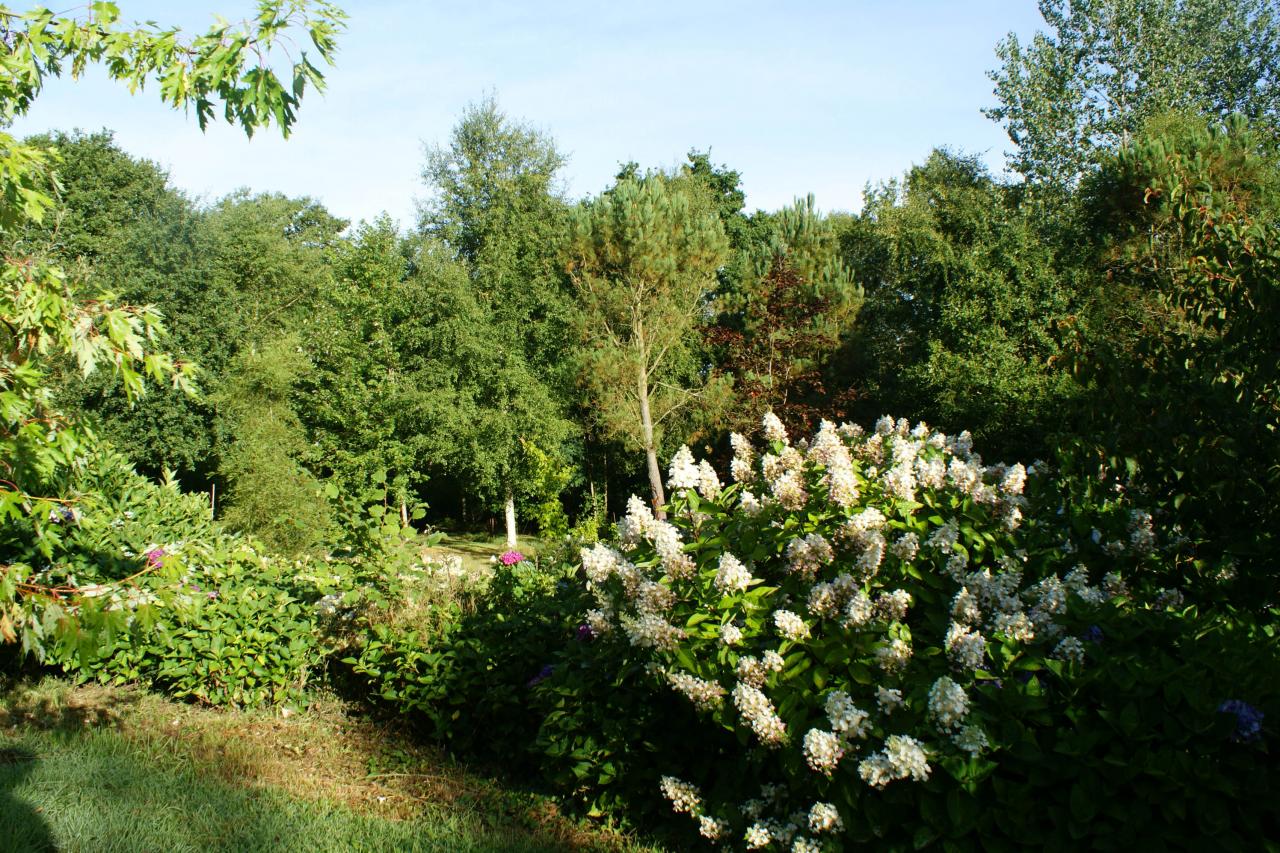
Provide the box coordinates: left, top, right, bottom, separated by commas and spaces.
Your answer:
426, 533, 549, 576
0, 680, 650, 853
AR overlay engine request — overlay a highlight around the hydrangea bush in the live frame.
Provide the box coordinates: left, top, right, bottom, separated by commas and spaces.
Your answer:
572, 414, 1275, 849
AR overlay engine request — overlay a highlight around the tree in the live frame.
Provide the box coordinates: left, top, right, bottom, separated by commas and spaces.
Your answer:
987, 0, 1280, 189
10, 131, 218, 482
216, 336, 332, 555
302, 216, 430, 522
839, 150, 1078, 456
1066, 113, 1280, 599
708, 196, 861, 436
568, 175, 730, 517
420, 95, 578, 395
0, 1, 345, 649
419, 98, 577, 544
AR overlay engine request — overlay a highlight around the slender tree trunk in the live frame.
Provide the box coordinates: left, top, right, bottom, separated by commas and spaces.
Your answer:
504, 490, 517, 549
400, 500, 409, 527
638, 363, 666, 519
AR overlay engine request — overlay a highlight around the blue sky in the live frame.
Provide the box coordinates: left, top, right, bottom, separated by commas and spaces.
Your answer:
12, 1, 1046, 227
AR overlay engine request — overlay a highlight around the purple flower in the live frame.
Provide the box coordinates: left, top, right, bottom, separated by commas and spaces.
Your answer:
145, 548, 166, 568
1219, 699, 1264, 743
576, 624, 595, 642
527, 664, 554, 687
1083, 625, 1104, 643
499, 550, 525, 566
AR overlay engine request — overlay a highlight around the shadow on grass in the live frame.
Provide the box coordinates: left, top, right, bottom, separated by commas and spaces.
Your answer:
0, 727, 589, 853
0, 746, 56, 853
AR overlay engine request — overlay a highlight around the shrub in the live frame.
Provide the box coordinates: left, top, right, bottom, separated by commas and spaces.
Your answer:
564, 414, 1277, 849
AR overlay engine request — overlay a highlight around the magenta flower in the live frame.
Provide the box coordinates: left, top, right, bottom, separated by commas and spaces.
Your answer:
499, 550, 525, 566
145, 547, 166, 568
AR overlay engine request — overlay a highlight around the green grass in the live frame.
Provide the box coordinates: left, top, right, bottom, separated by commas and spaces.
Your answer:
0, 680, 651, 853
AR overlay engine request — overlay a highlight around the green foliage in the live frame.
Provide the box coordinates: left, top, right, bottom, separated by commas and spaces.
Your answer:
302, 217, 432, 509
987, 0, 1280, 188
1066, 113, 1280, 599
346, 557, 583, 757
841, 150, 1080, 457
216, 336, 332, 556
520, 440, 573, 540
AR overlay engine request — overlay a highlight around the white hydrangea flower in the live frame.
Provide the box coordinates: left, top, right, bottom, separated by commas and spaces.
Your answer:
668, 445, 699, 491
696, 460, 722, 499
802, 728, 844, 775
915, 455, 946, 490
1128, 509, 1156, 554
856, 532, 887, 578
774, 609, 811, 641
876, 686, 904, 713
786, 533, 832, 579
659, 776, 702, 814
740, 490, 763, 516
890, 531, 920, 561
580, 543, 622, 584
763, 411, 789, 444
666, 670, 727, 711
1001, 463, 1027, 495
762, 650, 785, 672
792, 838, 822, 853
1053, 636, 1086, 665
720, 623, 744, 646
745, 823, 773, 849
859, 735, 931, 787
807, 581, 838, 618
585, 607, 613, 636
842, 589, 874, 628
875, 637, 912, 672
952, 587, 981, 624
715, 552, 754, 593
926, 519, 960, 553
698, 815, 728, 840
824, 690, 870, 738
945, 622, 987, 671
884, 734, 931, 781
618, 495, 654, 548
876, 589, 912, 622
882, 463, 916, 502
875, 415, 896, 435
733, 683, 788, 746
858, 753, 894, 788
953, 724, 989, 757
771, 470, 808, 510
808, 802, 843, 834
621, 612, 685, 650
944, 551, 970, 581
928, 676, 970, 731
634, 579, 675, 614
992, 611, 1036, 643
736, 656, 767, 688
651, 520, 695, 579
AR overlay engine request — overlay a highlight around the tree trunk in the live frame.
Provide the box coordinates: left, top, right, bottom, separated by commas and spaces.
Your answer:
638, 363, 667, 519
504, 490, 517, 549
400, 500, 409, 527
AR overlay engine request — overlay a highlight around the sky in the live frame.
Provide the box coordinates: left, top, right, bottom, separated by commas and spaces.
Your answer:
11, 1, 1048, 228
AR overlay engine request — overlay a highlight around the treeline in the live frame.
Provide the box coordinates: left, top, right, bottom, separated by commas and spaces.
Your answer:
16, 0, 1280, 602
